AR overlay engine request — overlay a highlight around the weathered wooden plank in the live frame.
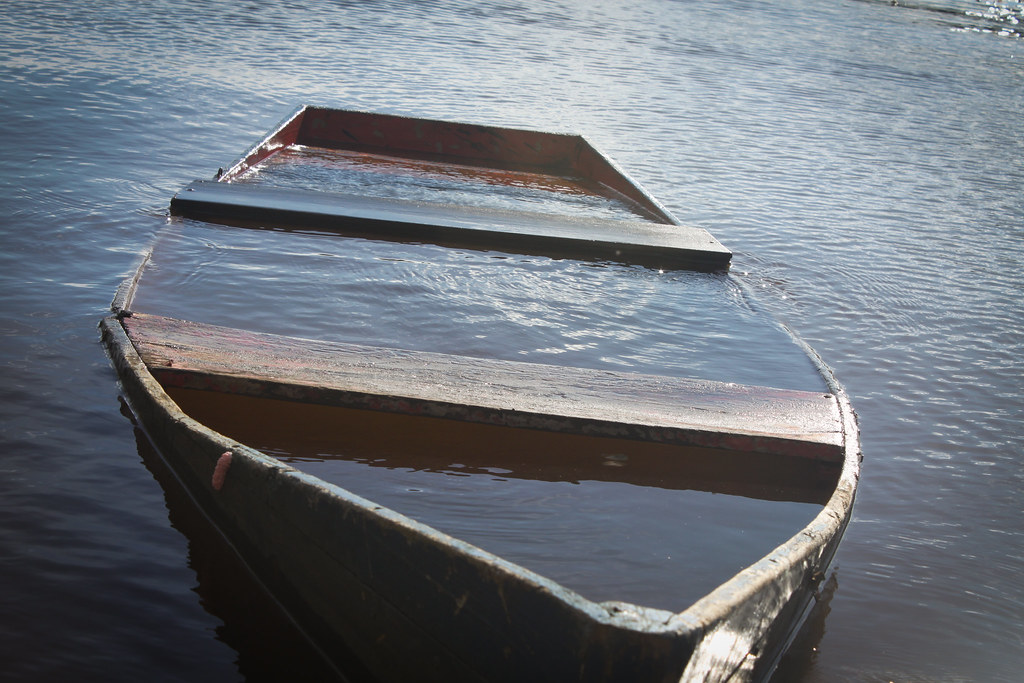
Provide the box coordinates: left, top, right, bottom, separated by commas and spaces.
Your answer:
122, 312, 842, 461
170, 180, 731, 271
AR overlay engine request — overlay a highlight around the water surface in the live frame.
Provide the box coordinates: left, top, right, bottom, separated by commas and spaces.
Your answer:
133, 221, 822, 387
1, 1, 1022, 681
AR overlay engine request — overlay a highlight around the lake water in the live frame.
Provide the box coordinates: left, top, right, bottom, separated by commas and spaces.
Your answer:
1, 0, 1021, 681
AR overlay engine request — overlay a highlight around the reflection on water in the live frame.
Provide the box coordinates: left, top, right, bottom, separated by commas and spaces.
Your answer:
130, 422, 347, 682
167, 387, 829, 613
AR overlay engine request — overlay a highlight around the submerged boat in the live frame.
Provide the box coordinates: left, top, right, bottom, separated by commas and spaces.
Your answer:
101, 106, 859, 682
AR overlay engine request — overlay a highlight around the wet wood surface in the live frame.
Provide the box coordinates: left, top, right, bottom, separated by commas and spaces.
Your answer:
170, 180, 731, 271
123, 312, 842, 460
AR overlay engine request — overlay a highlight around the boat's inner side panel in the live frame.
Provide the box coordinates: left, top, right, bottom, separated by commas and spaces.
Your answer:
167, 386, 836, 613
233, 145, 649, 223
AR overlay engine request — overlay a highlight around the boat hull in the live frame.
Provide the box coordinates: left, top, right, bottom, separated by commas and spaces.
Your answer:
102, 315, 700, 681
103, 106, 859, 681
101, 309, 858, 682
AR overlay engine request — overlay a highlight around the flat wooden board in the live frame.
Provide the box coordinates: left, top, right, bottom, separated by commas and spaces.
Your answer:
170, 180, 731, 272
122, 313, 842, 461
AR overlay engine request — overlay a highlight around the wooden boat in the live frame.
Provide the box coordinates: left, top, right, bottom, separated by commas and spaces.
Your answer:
101, 106, 859, 682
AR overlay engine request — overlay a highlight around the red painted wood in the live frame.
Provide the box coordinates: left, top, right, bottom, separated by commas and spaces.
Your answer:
297, 106, 581, 169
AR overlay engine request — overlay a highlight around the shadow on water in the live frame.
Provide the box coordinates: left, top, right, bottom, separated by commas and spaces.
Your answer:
768, 573, 839, 682
125, 401, 352, 682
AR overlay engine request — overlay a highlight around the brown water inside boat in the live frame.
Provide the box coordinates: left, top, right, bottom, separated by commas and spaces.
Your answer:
168, 386, 835, 612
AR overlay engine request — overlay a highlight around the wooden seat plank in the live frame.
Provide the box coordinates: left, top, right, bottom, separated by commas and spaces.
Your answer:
122, 312, 842, 461
170, 180, 732, 272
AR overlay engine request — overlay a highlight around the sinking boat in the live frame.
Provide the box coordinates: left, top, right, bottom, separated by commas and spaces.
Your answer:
101, 105, 859, 682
